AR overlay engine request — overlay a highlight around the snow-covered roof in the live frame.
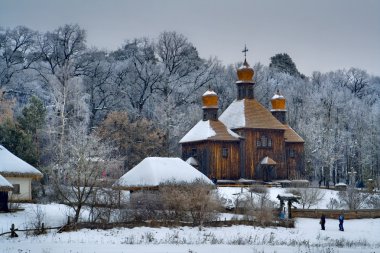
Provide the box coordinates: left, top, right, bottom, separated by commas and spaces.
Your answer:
113, 157, 213, 190
218, 100, 245, 129
186, 157, 199, 166
260, 156, 277, 165
219, 99, 286, 130
179, 120, 240, 143
0, 145, 43, 179
0, 174, 13, 191
203, 90, 217, 96
272, 94, 285, 100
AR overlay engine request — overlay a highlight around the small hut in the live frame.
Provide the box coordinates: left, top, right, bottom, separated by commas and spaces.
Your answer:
0, 145, 43, 201
0, 174, 13, 212
113, 157, 213, 191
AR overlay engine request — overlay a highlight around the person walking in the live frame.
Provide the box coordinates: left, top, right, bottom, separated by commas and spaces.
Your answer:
338, 214, 344, 231
320, 214, 326, 230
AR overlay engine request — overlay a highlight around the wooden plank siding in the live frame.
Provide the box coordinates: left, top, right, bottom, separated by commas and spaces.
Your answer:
285, 142, 305, 179
233, 129, 285, 179
181, 131, 304, 181
182, 141, 240, 180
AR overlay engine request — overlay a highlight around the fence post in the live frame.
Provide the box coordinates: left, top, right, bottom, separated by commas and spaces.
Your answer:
10, 224, 18, 238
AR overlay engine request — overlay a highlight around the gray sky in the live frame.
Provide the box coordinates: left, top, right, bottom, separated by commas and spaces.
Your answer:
1, 0, 380, 76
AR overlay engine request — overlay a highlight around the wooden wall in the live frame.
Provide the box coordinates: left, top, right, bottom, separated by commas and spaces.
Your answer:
285, 142, 305, 179
182, 141, 240, 180
239, 129, 286, 179
181, 130, 304, 181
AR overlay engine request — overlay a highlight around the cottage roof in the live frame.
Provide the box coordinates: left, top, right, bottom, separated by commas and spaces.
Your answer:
284, 124, 304, 143
113, 157, 213, 190
0, 145, 43, 179
179, 120, 240, 143
0, 174, 13, 192
219, 99, 286, 130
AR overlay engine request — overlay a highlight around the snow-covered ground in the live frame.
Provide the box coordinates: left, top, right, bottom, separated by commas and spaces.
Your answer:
1, 187, 379, 253
218, 186, 340, 209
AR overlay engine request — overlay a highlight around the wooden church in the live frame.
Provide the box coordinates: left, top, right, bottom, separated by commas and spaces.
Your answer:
180, 57, 305, 182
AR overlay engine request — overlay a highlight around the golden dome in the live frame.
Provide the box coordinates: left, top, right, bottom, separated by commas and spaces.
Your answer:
237, 59, 254, 82
202, 90, 218, 109
271, 90, 286, 110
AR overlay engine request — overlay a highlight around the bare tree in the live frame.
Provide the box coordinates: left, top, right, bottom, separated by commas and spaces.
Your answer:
0, 26, 39, 88
52, 124, 110, 222
287, 188, 325, 209
36, 24, 87, 162
113, 38, 162, 116
338, 187, 369, 210
81, 50, 120, 130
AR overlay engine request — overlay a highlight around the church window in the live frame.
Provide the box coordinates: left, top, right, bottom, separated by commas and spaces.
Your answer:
257, 135, 272, 148
261, 135, 268, 147
222, 147, 228, 158
256, 139, 261, 147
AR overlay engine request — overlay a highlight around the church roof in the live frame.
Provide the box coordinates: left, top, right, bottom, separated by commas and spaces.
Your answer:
219, 99, 286, 130
0, 145, 43, 179
179, 120, 240, 144
284, 124, 305, 143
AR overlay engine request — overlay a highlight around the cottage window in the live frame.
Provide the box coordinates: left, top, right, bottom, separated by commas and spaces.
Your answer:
268, 138, 272, 147
222, 147, 228, 158
12, 184, 20, 194
203, 112, 207, 121
191, 148, 197, 157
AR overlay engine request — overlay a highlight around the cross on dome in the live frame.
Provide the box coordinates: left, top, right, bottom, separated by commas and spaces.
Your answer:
242, 44, 248, 61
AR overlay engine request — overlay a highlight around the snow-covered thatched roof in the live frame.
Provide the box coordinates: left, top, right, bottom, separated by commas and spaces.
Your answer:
0, 145, 43, 179
113, 157, 213, 190
0, 174, 13, 192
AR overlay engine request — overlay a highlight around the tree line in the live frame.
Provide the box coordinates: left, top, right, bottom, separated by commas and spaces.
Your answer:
0, 24, 379, 188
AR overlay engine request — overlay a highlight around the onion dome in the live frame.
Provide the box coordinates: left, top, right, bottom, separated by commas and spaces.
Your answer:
271, 90, 286, 111
237, 59, 254, 82
202, 90, 218, 109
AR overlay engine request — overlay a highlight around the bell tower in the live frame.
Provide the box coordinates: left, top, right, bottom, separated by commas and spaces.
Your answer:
202, 90, 218, 121
271, 90, 287, 124
236, 45, 255, 100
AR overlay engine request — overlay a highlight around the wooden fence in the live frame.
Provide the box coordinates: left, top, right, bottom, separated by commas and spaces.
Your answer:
292, 209, 380, 219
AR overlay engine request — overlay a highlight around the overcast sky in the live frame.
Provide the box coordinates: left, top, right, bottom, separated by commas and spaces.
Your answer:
1, 0, 380, 76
